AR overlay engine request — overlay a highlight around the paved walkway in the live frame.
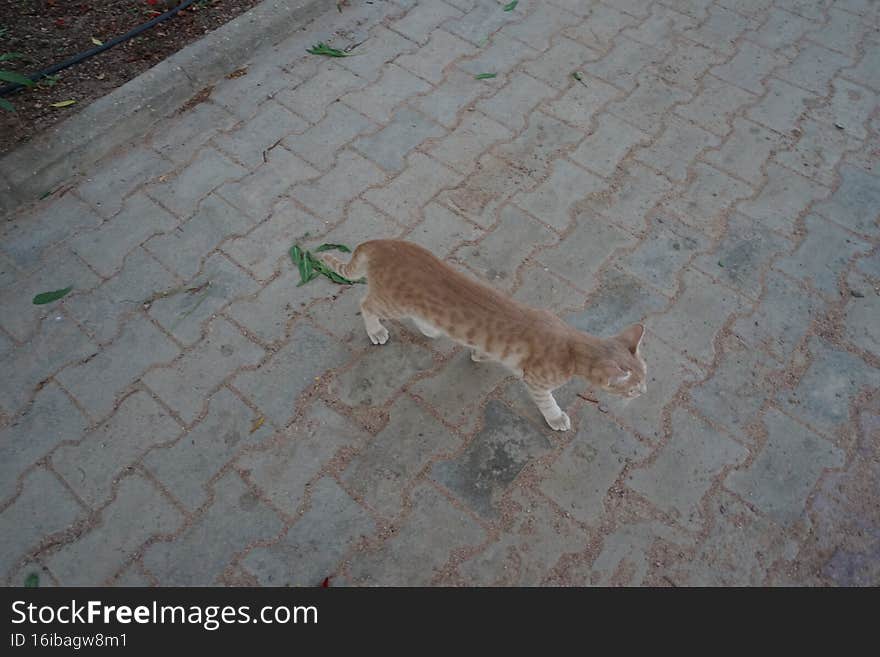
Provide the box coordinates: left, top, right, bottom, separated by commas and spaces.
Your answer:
1, 0, 879, 586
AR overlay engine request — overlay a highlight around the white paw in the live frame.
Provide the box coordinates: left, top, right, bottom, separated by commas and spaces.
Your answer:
546, 412, 571, 432
368, 326, 389, 345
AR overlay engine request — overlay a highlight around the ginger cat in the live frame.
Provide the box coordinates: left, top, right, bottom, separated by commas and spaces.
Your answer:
320, 240, 647, 431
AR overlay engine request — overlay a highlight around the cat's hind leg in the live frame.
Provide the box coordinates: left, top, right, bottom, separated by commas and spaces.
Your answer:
524, 382, 570, 431
360, 296, 389, 345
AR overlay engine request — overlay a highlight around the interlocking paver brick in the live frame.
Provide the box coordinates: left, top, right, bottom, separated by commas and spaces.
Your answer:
583, 518, 689, 585
333, 341, 434, 408
807, 7, 867, 58
144, 387, 274, 511
813, 164, 880, 237
624, 3, 696, 46
142, 471, 283, 585
336, 25, 419, 81
476, 73, 557, 132
626, 408, 748, 531
711, 42, 785, 94
232, 322, 350, 428
352, 108, 446, 173
243, 477, 376, 586
545, 74, 621, 131
634, 115, 717, 182
776, 44, 853, 94
512, 263, 586, 312
495, 111, 584, 178
653, 39, 724, 91
213, 101, 309, 169
810, 78, 877, 141
681, 4, 756, 55
726, 408, 845, 524
845, 35, 880, 91
143, 318, 264, 424
513, 159, 607, 231
363, 153, 462, 225
458, 32, 541, 76
570, 113, 650, 178
406, 203, 482, 255
586, 36, 666, 92
53, 391, 181, 507
47, 473, 182, 585
522, 36, 598, 89
775, 118, 855, 187
660, 162, 753, 237
747, 77, 819, 135
390, 1, 462, 44
429, 111, 512, 174
342, 64, 432, 124
566, 267, 668, 335
282, 103, 377, 172
410, 70, 492, 129
274, 63, 365, 123
150, 101, 239, 164
749, 8, 815, 50
210, 61, 302, 121
607, 71, 690, 135
291, 149, 387, 223
737, 162, 830, 235
501, 3, 581, 51
586, 161, 672, 233
309, 200, 404, 249
844, 271, 880, 358
396, 28, 475, 84
676, 75, 758, 136
443, 0, 517, 45
77, 148, 172, 219
562, 4, 637, 51
437, 154, 533, 226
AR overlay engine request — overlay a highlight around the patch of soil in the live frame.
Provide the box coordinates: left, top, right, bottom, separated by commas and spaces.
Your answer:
0, 0, 262, 155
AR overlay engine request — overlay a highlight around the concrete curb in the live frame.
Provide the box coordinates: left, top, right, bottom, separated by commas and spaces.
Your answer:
0, 0, 335, 219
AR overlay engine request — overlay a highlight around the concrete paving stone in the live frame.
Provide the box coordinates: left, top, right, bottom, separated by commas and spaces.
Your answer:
634, 115, 718, 183
513, 263, 586, 313
705, 118, 790, 186
142, 471, 283, 585
342, 64, 432, 124
432, 400, 552, 518
352, 107, 446, 173
648, 268, 747, 365
146, 147, 248, 218
0, 253, 17, 290
732, 270, 823, 363
626, 407, 748, 531
501, 3, 581, 51
111, 563, 151, 587
726, 408, 845, 524
845, 35, 880, 91
778, 336, 880, 435
623, 3, 697, 46
347, 482, 486, 585
409, 350, 512, 432
303, 285, 365, 346
562, 4, 637, 51
0, 382, 88, 503
307, 200, 404, 250
221, 202, 327, 282
70, 193, 178, 278
56, 317, 179, 421
690, 334, 779, 435
405, 203, 483, 256
144, 193, 256, 281
291, 149, 387, 222
653, 39, 724, 92
274, 63, 365, 124
149, 253, 260, 346
545, 74, 621, 132
238, 402, 370, 513
458, 32, 542, 77
437, 154, 534, 227
0, 468, 85, 580
77, 148, 173, 219
775, 213, 871, 297
0, 195, 101, 272
814, 164, 880, 237
390, 1, 463, 45
53, 390, 181, 507
243, 477, 376, 586
210, 62, 305, 121
144, 387, 274, 512
807, 7, 867, 57
495, 111, 585, 179
282, 103, 377, 172
737, 162, 830, 236
143, 317, 264, 425
693, 212, 792, 300
618, 216, 709, 295
441, 0, 517, 47
213, 101, 309, 169
149, 101, 239, 165
65, 248, 179, 345
855, 249, 880, 281
680, 4, 756, 55
747, 77, 819, 135
341, 395, 460, 518
336, 25, 420, 80
396, 28, 476, 84
586, 161, 672, 233
566, 267, 669, 336
660, 162, 754, 238
747, 8, 815, 50
215, 146, 319, 222
775, 118, 856, 187
513, 159, 607, 231
333, 341, 434, 408
456, 487, 587, 585
0, 315, 98, 416
537, 208, 632, 281
711, 42, 785, 95
675, 75, 758, 137
810, 78, 877, 141
232, 322, 350, 428
539, 408, 650, 525
777, 44, 853, 94
716, 0, 773, 17
607, 72, 691, 136
429, 111, 513, 174
569, 113, 651, 178
586, 36, 667, 92
499, 374, 583, 430
363, 153, 463, 225
844, 271, 880, 358
410, 70, 493, 129
455, 204, 557, 290
522, 36, 599, 89
476, 73, 557, 132
47, 473, 183, 585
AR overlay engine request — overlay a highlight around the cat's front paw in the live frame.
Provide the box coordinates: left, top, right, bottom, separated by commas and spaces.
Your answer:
368, 326, 389, 345
546, 411, 571, 432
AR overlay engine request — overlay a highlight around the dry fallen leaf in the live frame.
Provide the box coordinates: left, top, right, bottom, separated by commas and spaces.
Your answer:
249, 416, 265, 434
50, 100, 76, 108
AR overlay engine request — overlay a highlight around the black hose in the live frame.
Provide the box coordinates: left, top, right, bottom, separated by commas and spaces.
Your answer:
0, 0, 198, 97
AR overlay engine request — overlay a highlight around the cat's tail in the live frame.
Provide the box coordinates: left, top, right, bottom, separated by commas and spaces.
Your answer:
319, 243, 370, 280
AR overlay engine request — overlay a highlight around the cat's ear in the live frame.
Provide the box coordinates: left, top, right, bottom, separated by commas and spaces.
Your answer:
616, 323, 645, 355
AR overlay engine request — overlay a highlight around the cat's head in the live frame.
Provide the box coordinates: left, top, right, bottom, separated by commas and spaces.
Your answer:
592, 323, 647, 399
